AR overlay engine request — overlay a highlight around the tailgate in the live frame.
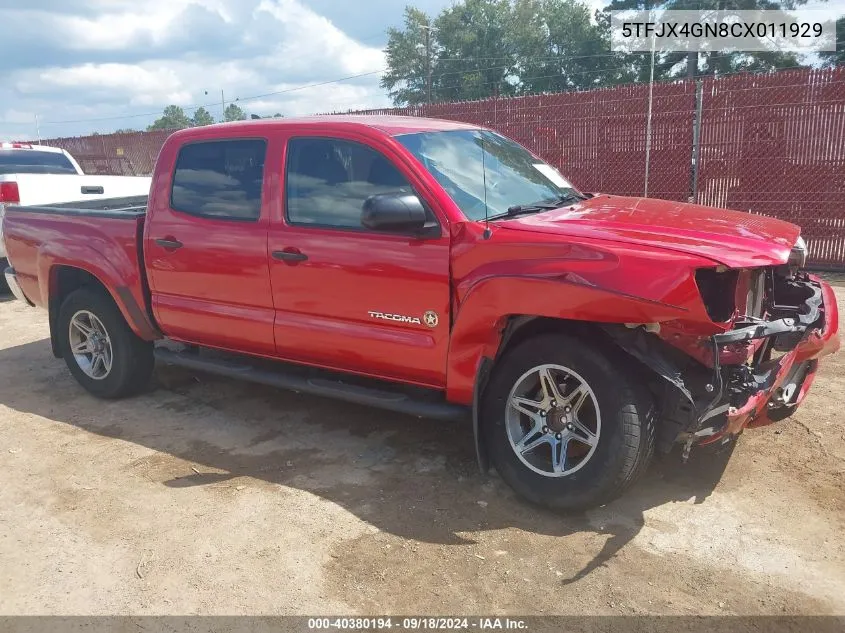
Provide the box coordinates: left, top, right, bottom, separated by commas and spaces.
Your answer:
12, 174, 151, 206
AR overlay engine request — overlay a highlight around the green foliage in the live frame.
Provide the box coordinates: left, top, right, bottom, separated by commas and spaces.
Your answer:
382, 0, 817, 105
382, 0, 624, 105
191, 107, 215, 126
224, 103, 247, 122
380, 7, 435, 105
434, 0, 515, 101
147, 105, 192, 131
511, 0, 632, 92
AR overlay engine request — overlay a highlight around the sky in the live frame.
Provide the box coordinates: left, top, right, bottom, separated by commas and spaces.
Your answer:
0, 0, 841, 141
0, 0, 455, 140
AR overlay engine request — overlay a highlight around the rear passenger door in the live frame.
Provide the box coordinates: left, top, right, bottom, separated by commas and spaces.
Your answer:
268, 133, 451, 388
145, 138, 275, 356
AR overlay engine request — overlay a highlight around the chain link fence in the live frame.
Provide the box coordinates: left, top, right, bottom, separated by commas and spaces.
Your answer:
26, 130, 173, 177
27, 67, 845, 268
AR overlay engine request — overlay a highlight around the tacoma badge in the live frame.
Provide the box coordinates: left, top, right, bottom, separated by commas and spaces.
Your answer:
368, 311, 422, 325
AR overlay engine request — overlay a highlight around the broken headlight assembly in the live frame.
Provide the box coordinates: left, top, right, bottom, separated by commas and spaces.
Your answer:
788, 235, 808, 270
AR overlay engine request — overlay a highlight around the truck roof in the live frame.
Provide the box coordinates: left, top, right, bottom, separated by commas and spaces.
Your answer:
172, 115, 481, 139
0, 142, 66, 153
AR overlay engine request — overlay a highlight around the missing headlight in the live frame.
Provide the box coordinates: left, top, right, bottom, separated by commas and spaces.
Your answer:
695, 268, 739, 322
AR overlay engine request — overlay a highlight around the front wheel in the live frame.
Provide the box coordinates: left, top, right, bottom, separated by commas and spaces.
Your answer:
482, 334, 655, 510
58, 287, 154, 399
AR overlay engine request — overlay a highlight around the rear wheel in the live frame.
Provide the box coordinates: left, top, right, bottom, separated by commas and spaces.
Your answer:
482, 333, 655, 510
0, 259, 9, 294
58, 288, 154, 399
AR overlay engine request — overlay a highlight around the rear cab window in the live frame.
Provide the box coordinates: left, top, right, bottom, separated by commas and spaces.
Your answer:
171, 139, 267, 221
0, 150, 77, 175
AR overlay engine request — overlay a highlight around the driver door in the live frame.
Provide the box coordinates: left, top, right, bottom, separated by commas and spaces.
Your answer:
267, 133, 451, 388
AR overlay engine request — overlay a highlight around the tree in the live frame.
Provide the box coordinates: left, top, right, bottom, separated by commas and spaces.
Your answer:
114, 128, 139, 134
433, 0, 515, 101
147, 105, 191, 131
380, 7, 436, 105
382, 0, 819, 106
246, 112, 285, 119
510, 0, 630, 93
191, 107, 214, 126
223, 103, 246, 122
381, 0, 629, 105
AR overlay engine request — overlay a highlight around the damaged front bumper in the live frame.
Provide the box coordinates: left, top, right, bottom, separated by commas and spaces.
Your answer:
690, 274, 839, 446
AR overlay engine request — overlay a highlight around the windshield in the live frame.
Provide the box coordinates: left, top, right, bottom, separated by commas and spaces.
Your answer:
0, 150, 77, 175
396, 129, 579, 221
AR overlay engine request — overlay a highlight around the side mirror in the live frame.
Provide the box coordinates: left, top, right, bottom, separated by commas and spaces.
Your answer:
361, 192, 428, 233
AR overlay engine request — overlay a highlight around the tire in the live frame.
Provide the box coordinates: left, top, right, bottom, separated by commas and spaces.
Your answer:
57, 287, 154, 399
482, 333, 655, 510
0, 259, 9, 294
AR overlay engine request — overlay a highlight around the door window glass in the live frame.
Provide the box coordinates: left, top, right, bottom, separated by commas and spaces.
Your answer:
171, 139, 266, 221
286, 137, 412, 228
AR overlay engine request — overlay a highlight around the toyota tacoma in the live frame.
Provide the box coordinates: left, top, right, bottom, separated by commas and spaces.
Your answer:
2, 116, 839, 509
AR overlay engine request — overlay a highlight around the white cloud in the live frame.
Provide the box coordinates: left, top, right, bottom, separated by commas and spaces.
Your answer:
0, 0, 402, 139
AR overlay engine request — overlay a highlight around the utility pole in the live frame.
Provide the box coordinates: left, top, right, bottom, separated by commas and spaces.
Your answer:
34, 115, 41, 144
204, 89, 227, 121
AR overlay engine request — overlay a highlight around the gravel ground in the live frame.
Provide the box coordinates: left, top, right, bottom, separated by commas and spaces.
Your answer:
0, 281, 843, 618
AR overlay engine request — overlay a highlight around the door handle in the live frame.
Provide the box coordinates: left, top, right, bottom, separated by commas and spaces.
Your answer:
81, 185, 104, 195
272, 250, 308, 263
155, 238, 183, 250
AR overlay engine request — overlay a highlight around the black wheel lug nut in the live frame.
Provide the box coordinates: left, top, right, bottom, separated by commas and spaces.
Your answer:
555, 433, 562, 440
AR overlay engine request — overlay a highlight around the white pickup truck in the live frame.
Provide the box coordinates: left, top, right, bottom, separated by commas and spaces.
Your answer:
0, 142, 152, 267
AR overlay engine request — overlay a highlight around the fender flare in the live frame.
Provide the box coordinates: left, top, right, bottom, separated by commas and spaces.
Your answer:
38, 242, 159, 354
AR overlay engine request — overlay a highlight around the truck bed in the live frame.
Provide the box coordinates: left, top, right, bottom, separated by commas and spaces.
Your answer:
10, 195, 148, 217
2, 197, 151, 339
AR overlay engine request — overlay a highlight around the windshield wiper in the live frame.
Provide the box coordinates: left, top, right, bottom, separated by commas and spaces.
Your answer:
488, 193, 583, 220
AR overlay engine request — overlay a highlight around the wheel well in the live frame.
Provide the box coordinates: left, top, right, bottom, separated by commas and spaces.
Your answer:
48, 266, 111, 358
493, 315, 689, 453
495, 316, 613, 362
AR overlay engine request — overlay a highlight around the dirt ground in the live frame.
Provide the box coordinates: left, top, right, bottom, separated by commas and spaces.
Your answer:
0, 280, 843, 618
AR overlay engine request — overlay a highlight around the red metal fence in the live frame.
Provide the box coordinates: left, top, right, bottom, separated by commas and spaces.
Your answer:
30, 67, 845, 268
695, 69, 845, 268
29, 130, 173, 177
346, 81, 700, 204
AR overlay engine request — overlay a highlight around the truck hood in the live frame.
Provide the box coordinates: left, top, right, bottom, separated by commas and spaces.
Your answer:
496, 195, 801, 268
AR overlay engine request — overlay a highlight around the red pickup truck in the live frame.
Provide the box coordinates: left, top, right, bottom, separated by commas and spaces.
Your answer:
2, 116, 839, 509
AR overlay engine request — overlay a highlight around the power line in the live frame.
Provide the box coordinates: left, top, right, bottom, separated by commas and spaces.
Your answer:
39, 69, 386, 125
36, 39, 845, 127
36, 26, 397, 127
